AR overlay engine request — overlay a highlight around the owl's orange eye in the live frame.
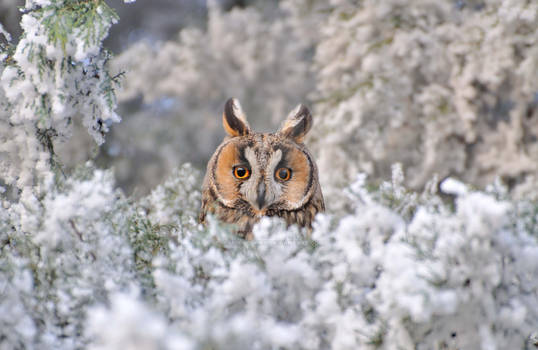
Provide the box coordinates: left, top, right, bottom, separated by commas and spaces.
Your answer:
233, 166, 250, 179
275, 167, 292, 181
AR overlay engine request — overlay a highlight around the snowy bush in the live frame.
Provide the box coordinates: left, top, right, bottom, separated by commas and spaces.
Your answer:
0, 1, 133, 347
2, 151, 538, 349
13, 164, 532, 350
310, 0, 538, 198
1, 0, 122, 187
0, 164, 136, 348
2, 1, 538, 350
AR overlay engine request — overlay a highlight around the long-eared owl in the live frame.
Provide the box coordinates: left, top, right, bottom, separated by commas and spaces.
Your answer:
199, 98, 325, 238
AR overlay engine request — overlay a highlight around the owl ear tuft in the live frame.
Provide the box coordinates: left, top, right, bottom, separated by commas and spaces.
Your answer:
223, 98, 251, 137
278, 104, 312, 143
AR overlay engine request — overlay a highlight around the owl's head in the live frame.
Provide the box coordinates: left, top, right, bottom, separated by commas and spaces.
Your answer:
205, 98, 320, 217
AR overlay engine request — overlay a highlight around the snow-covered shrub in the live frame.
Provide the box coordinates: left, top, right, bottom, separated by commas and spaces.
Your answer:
0, 164, 136, 349
1, 0, 122, 190
80, 166, 538, 350
86, 291, 194, 350
309, 0, 538, 199
2, 158, 538, 349
0, 0, 133, 244
0, 1, 134, 348
114, 2, 312, 127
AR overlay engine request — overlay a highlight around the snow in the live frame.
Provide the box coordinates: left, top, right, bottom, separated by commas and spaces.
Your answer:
1, 0, 538, 349
1, 0, 122, 193
87, 292, 193, 350
0, 23, 11, 42
440, 177, 468, 196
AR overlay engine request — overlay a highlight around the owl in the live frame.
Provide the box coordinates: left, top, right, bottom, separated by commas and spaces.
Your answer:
199, 98, 325, 239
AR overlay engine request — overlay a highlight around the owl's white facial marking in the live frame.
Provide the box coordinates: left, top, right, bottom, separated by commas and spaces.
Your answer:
265, 149, 283, 206
241, 147, 261, 212
241, 146, 283, 215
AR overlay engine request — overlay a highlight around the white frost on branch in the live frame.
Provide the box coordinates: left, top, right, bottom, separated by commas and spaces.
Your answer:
0, 0, 121, 193
309, 0, 538, 200
0, 22, 11, 42
115, 166, 538, 350
0, 164, 137, 349
1, 161, 537, 349
87, 292, 192, 350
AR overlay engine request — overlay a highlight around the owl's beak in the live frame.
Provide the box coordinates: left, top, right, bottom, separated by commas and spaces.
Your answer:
256, 182, 266, 209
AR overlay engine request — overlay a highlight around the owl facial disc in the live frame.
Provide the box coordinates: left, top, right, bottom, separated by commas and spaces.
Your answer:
199, 97, 325, 237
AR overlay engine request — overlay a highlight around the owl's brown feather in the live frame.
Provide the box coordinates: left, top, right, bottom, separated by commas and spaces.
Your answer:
199, 98, 324, 239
